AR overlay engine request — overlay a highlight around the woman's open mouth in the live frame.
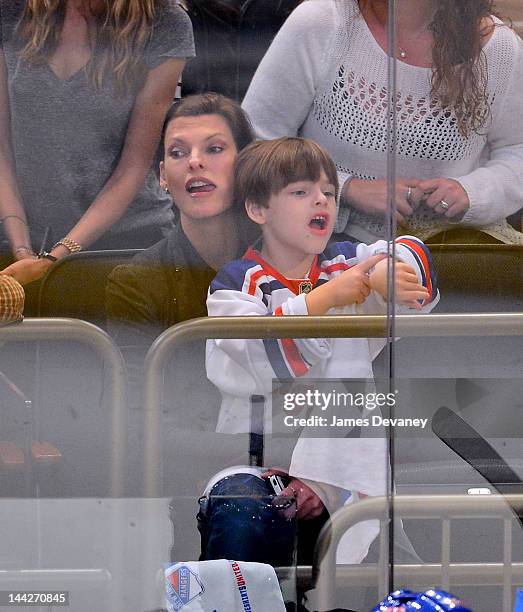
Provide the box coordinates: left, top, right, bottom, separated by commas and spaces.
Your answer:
185, 177, 217, 195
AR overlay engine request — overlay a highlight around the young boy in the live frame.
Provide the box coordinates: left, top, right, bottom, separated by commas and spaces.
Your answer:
203, 137, 439, 565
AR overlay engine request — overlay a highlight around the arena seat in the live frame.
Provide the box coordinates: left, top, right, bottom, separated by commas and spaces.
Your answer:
37, 249, 143, 327
426, 244, 522, 313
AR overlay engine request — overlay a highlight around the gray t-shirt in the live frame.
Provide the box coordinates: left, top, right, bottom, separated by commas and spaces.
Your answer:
0, 1, 195, 246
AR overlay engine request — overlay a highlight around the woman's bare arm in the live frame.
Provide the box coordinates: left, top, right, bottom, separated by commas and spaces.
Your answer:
2, 57, 186, 284
0, 51, 34, 259
54, 57, 186, 255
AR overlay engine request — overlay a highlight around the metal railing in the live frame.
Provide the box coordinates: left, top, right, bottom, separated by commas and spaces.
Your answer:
142, 312, 523, 610
0, 318, 127, 497
314, 494, 523, 612
0, 318, 129, 611
144, 312, 523, 496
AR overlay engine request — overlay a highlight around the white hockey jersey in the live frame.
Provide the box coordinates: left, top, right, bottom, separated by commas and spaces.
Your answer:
205, 236, 439, 556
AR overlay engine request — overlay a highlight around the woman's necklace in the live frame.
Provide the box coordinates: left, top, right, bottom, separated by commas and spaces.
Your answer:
397, 25, 431, 59
365, 1, 431, 61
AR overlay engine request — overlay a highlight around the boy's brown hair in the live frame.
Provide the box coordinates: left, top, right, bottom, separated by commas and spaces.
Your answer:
233, 137, 339, 214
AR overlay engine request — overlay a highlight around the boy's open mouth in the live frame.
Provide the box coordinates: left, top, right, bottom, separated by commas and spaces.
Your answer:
185, 178, 216, 194
309, 214, 328, 230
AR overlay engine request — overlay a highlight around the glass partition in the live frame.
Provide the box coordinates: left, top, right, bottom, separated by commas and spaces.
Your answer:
386, 1, 523, 611
0, 1, 522, 611
142, 316, 393, 610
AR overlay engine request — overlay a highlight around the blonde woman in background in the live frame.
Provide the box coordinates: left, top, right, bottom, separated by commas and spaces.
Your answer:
0, 0, 194, 285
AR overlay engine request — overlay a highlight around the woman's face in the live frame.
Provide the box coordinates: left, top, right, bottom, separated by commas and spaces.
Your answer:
160, 114, 238, 224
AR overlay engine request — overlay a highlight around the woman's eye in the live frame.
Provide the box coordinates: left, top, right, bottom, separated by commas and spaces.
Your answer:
292, 190, 306, 196
169, 148, 185, 159
324, 191, 335, 198
208, 145, 224, 153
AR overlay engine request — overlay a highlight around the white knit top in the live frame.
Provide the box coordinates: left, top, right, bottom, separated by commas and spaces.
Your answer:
242, 0, 523, 243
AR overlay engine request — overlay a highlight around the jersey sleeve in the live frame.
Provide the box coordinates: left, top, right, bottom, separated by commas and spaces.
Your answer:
206, 262, 333, 397
347, 235, 439, 313
393, 235, 439, 310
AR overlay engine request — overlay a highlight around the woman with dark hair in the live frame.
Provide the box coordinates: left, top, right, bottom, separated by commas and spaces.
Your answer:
243, 0, 523, 244
0, 0, 194, 284
106, 92, 255, 359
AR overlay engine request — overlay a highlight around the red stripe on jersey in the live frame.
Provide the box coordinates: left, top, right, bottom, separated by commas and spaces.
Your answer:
247, 269, 267, 297
274, 306, 309, 376
397, 238, 432, 300
244, 247, 320, 295
323, 261, 350, 275
281, 339, 309, 376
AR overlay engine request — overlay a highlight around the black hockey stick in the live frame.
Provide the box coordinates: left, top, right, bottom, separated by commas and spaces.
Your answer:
249, 394, 265, 467
431, 406, 523, 525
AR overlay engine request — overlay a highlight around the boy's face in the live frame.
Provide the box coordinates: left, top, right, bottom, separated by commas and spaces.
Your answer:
249, 170, 337, 266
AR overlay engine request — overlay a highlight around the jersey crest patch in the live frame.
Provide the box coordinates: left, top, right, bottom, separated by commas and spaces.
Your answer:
298, 280, 313, 294
165, 564, 205, 611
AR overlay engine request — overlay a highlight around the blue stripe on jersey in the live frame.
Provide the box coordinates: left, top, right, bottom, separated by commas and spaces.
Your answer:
319, 241, 360, 265
256, 282, 271, 307
248, 277, 291, 307
209, 257, 295, 307
209, 258, 259, 294
425, 246, 439, 298
400, 242, 427, 288
430, 267, 438, 299
398, 236, 439, 300
263, 337, 292, 379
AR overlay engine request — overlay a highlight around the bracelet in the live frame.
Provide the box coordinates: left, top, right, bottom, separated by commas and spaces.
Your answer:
52, 237, 82, 253
1, 215, 28, 226
37, 252, 58, 262
14, 245, 34, 255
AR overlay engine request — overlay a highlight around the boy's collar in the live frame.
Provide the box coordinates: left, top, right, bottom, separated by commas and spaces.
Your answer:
243, 247, 320, 295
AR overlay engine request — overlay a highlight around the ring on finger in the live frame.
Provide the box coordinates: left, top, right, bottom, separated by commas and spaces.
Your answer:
440, 199, 450, 211
406, 186, 413, 203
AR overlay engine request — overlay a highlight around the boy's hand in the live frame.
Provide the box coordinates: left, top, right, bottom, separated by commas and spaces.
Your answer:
262, 469, 325, 520
306, 254, 387, 314
282, 477, 325, 520
369, 259, 430, 310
